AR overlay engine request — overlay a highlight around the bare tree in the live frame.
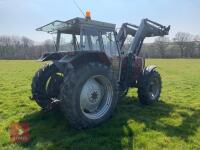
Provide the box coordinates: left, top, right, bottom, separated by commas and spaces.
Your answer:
173, 32, 193, 57
0, 36, 12, 58
154, 36, 170, 58
21, 36, 34, 48
43, 39, 55, 52
193, 35, 200, 57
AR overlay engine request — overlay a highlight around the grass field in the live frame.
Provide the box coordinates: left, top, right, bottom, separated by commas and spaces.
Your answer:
0, 59, 200, 150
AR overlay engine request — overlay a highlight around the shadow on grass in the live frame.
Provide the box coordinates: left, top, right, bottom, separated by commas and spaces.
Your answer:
18, 96, 200, 149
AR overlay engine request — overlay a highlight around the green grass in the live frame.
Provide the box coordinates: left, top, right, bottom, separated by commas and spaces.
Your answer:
0, 59, 200, 150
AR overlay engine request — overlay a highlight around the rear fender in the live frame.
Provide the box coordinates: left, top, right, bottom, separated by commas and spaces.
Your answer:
56, 51, 112, 73
38, 52, 72, 61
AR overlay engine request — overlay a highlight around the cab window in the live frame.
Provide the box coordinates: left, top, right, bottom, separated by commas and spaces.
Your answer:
81, 28, 101, 51
102, 32, 119, 57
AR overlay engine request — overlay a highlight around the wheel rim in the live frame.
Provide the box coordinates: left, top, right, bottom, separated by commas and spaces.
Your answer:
148, 77, 160, 100
46, 73, 63, 98
80, 75, 113, 120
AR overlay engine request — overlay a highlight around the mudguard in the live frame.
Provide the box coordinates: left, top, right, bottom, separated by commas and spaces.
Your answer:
38, 52, 73, 61
38, 51, 111, 73
143, 65, 157, 74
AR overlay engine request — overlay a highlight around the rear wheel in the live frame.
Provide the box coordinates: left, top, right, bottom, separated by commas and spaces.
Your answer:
137, 70, 161, 105
31, 63, 63, 110
60, 63, 118, 129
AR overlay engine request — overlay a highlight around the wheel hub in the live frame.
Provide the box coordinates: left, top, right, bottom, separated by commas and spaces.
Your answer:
90, 91, 99, 103
80, 79, 103, 112
148, 78, 159, 100
80, 75, 113, 120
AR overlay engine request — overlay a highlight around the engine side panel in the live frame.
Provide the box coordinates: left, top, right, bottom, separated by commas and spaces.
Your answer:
132, 56, 145, 80
120, 55, 144, 89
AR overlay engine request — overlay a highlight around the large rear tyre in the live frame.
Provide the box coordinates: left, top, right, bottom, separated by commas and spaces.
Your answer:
137, 70, 161, 105
60, 63, 118, 129
31, 63, 63, 109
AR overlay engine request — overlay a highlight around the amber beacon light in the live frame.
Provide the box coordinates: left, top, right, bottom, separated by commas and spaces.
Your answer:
86, 10, 91, 19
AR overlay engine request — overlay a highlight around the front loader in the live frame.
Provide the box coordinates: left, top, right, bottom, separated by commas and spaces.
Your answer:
31, 12, 170, 129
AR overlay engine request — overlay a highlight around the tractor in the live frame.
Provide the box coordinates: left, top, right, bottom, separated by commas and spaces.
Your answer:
31, 12, 170, 129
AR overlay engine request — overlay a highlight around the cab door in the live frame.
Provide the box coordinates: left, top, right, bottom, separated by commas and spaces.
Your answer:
102, 32, 120, 79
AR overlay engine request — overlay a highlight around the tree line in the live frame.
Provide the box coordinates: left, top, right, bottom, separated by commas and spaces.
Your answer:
141, 32, 200, 58
0, 36, 55, 59
0, 32, 200, 59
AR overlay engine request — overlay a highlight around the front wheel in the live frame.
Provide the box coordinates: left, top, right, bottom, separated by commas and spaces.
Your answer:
31, 63, 63, 110
59, 63, 118, 129
137, 70, 161, 105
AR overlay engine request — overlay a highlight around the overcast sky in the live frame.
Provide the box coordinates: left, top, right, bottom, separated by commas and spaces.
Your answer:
0, 0, 200, 43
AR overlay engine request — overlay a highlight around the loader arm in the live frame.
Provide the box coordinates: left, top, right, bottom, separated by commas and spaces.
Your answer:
116, 18, 170, 55
129, 19, 170, 56
116, 23, 138, 50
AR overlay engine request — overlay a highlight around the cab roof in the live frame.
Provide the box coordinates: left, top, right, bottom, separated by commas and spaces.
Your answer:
36, 17, 116, 34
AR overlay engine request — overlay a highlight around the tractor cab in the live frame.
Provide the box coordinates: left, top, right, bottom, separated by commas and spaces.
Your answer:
36, 16, 119, 57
